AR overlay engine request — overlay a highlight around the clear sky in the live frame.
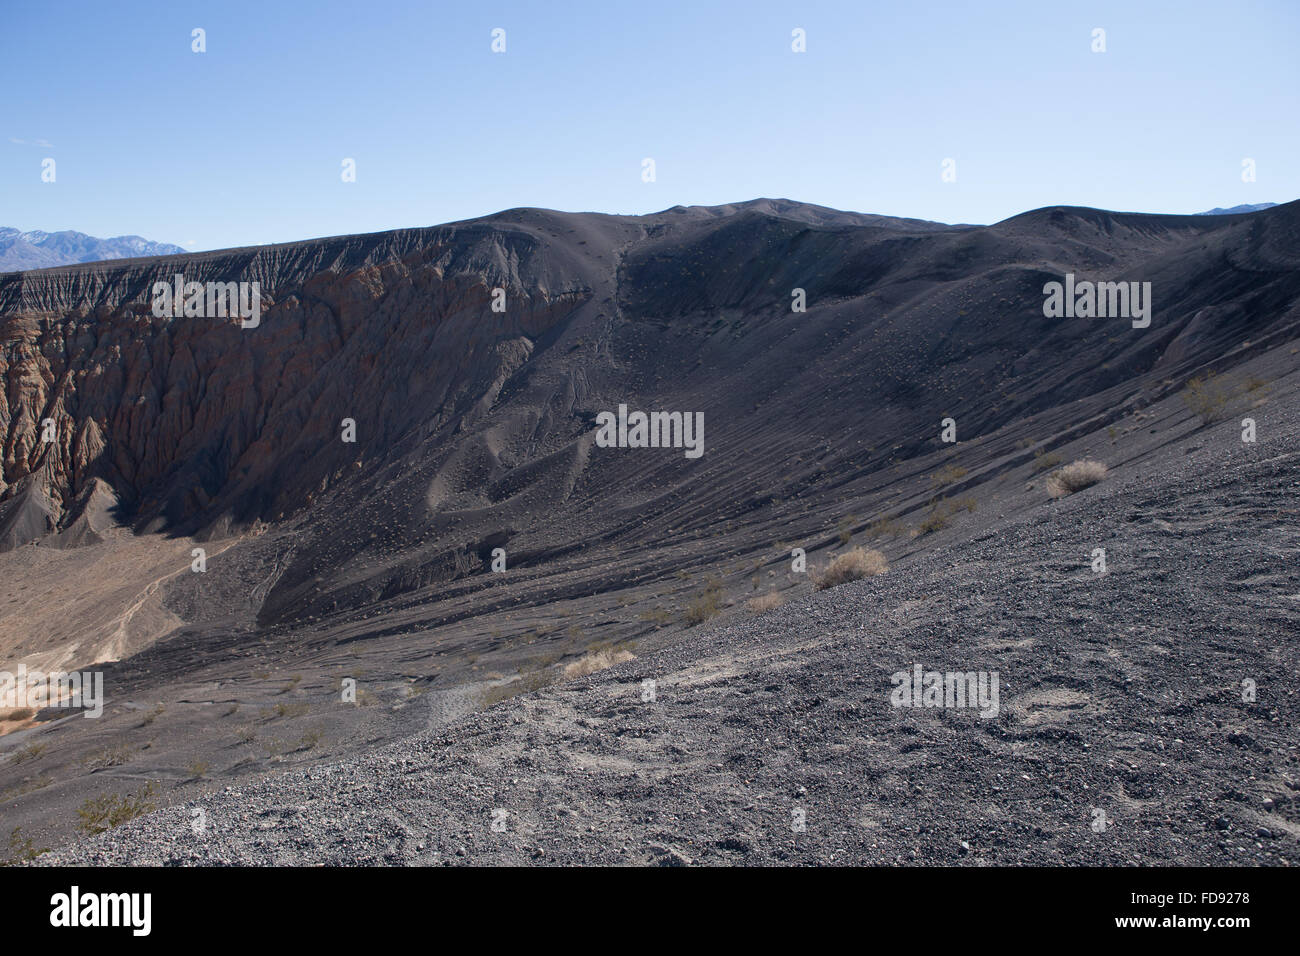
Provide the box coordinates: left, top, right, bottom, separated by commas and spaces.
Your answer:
3, 0, 1297, 251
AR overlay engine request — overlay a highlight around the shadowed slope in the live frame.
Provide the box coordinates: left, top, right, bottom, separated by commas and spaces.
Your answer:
1, 199, 1298, 634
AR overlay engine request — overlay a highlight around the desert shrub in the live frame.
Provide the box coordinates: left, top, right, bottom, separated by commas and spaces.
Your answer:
638, 607, 673, 627
84, 743, 132, 770
76, 783, 158, 835
186, 760, 209, 779
746, 592, 785, 614
867, 515, 904, 539
2, 708, 35, 723
10, 742, 46, 764
683, 579, 723, 625
918, 507, 949, 533
562, 646, 636, 679
2, 827, 48, 866
836, 514, 856, 545
261, 701, 309, 720
916, 496, 973, 535
1046, 459, 1108, 498
1181, 372, 1232, 424
1032, 449, 1062, 472
278, 675, 302, 695
478, 669, 555, 708
528, 650, 563, 669
930, 464, 968, 487
815, 548, 888, 590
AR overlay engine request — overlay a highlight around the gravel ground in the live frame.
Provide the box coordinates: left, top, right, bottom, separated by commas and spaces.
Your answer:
37, 403, 1300, 866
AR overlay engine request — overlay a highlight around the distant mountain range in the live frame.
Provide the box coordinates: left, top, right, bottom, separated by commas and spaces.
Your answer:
1195, 203, 1278, 216
2, 203, 1282, 273
0, 227, 186, 272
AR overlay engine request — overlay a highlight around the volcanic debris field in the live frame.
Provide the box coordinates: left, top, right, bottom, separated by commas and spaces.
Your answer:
1, 198, 1298, 865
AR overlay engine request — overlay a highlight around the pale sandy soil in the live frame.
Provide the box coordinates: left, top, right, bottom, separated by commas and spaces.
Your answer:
0, 530, 241, 732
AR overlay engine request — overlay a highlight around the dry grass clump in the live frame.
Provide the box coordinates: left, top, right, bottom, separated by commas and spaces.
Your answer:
3, 826, 49, 865
930, 464, 968, 487
1046, 459, 1108, 498
260, 701, 310, 720
1243, 375, 1270, 395
83, 743, 132, 771
478, 669, 556, 709
1181, 372, 1232, 424
563, 646, 636, 678
683, 578, 724, 625
867, 515, 904, 539
9, 742, 45, 764
836, 515, 856, 545
746, 592, 785, 614
815, 548, 888, 590
1032, 449, 1062, 472
913, 496, 976, 536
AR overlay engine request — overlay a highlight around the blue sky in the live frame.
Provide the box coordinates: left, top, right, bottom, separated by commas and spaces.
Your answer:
3, 0, 1297, 251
